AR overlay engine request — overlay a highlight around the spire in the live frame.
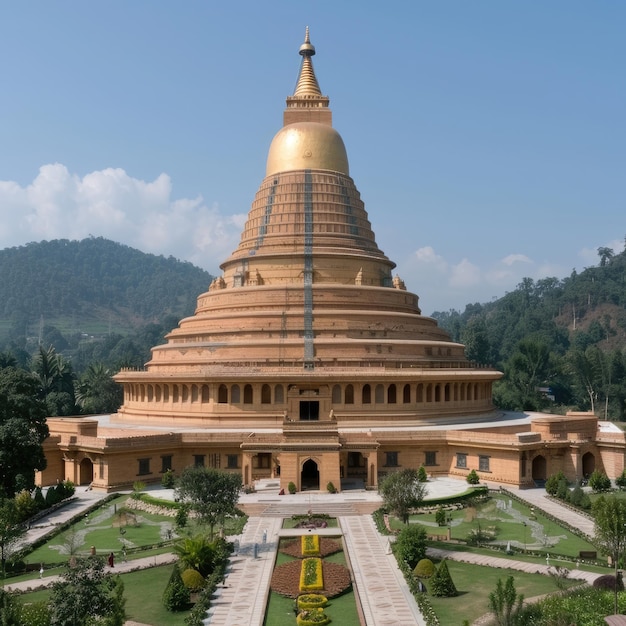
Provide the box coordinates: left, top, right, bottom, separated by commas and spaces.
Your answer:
293, 26, 322, 97
284, 28, 331, 127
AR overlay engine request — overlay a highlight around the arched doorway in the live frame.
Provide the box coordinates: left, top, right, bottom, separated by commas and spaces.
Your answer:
301, 459, 320, 490
582, 452, 595, 478
79, 458, 94, 485
531, 455, 547, 484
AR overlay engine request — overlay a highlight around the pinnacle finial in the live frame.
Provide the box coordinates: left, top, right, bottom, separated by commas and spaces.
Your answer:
299, 26, 315, 57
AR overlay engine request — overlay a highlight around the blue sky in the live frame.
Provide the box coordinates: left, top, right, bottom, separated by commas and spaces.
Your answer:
0, 2, 624, 315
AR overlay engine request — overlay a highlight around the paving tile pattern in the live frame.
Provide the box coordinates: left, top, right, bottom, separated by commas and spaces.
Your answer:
340, 515, 427, 626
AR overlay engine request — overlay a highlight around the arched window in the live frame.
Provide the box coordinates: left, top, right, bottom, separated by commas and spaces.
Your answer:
444, 384, 450, 402
173, 385, 179, 403
426, 384, 432, 402
375, 384, 384, 404
163, 385, 169, 402
403, 384, 411, 404
416, 384, 423, 403
147, 385, 153, 402
387, 384, 397, 404
434, 385, 441, 402
261, 384, 271, 404
274, 384, 284, 404
332, 384, 342, 404
362, 384, 371, 404
191, 384, 199, 403
218, 384, 228, 403
345, 384, 354, 404
201, 385, 209, 403
182, 385, 189, 402
243, 384, 253, 404
140, 385, 145, 402
231, 385, 241, 403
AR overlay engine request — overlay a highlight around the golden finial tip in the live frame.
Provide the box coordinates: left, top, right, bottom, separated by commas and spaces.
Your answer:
299, 26, 315, 56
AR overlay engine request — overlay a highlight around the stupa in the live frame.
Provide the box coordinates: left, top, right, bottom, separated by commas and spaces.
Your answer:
42, 30, 620, 493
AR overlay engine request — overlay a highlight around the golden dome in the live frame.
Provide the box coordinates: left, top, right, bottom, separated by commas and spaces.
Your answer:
266, 121, 349, 176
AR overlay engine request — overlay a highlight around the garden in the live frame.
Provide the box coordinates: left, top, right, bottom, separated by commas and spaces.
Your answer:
264, 515, 360, 626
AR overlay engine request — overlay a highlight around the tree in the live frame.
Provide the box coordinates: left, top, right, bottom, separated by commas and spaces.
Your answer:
461, 317, 491, 365
175, 467, 241, 539
429, 560, 457, 597
75, 363, 123, 415
0, 366, 49, 496
488, 576, 524, 625
162, 565, 190, 612
598, 246, 614, 267
592, 495, 626, 615
394, 524, 427, 569
174, 535, 218, 577
379, 468, 427, 524
32, 345, 76, 416
49, 556, 126, 626
0, 498, 25, 582
466, 469, 480, 485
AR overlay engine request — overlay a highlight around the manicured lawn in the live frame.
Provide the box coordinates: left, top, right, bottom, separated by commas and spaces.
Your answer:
18, 564, 190, 626
391, 492, 599, 560
425, 559, 578, 625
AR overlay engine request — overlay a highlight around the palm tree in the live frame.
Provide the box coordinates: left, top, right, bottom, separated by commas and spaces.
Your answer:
75, 362, 123, 414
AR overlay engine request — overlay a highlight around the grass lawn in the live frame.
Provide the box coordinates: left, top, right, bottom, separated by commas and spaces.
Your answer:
390, 492, 599, 561
426, 559, 578, 625
17, 564, 190, 626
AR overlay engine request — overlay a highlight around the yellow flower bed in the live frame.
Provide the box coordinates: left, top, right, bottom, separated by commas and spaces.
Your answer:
301, 534, 320, 556
299, 557, 324, 591
297, 593, 328, 610
296, 608, 331, 626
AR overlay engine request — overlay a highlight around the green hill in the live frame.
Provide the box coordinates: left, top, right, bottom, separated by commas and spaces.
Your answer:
0, 237, 214, 366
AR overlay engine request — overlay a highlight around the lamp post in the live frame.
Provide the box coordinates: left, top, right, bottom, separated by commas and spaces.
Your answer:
522, 521, 527, 552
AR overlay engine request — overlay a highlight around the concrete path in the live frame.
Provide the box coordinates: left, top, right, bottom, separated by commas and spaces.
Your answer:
3, 552, 178, 592
341, 515, 427, 626
204, 516, 283, 626
509, 486, 596, 538
427, 546, 602, 586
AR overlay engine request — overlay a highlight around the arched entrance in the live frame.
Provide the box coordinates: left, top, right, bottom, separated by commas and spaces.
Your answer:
531, 455, 547, 484
301, 459, 320, 491
582, 452, 595, 478
79, 458, 94, 485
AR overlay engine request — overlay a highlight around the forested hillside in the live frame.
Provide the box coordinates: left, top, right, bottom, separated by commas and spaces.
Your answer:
0, 238, 213, 372
432, 243, 626, 419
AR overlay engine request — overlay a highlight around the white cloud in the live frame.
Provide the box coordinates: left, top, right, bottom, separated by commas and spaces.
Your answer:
449, 259, 481, 288
0, 164, 244, 273
501, 253, 531, 266
413, 246, 447, 271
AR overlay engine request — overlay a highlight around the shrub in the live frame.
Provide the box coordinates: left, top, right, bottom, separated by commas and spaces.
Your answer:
466, 469, 480, 485
429, 560, 457, 597
45, 486, 62, 507
161, 469, 176, 488
300, 558, 323, 592
616, 469, 626, 490
131, 481, 146, 499
418, 465, 428, 482
175, 504, 190, 529
162, 566, 190, 611
593, 573, 624, 591
435, 506, 446, 527
326, 481, 337, 494
33, 486, 46, 510
394, 524, 427, 569
545, 471, 566, 496
14, 489, 38, 522
181, 568, 206, 591
288, 482, 297, 494
413, 558, 435, 579
589, 470, 611, 492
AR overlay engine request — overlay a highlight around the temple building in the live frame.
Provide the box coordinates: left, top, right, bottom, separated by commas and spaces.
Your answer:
40, 30, 626, 492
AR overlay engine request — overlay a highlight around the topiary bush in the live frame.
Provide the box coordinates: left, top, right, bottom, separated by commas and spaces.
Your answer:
297, 594, 328, 610
413, 558, 435, 579
326, 481, 337, 494
162, 566, 190, 611
161, 469, 176, 488
429, 559, 457, 597
181, 568, 206, 591
593, 574, 624, 591
418, 465, 428, 482
466, 469, 480, 485
545, 470, 566, 496
394, 524, 427, 569
288, 482, 297, 494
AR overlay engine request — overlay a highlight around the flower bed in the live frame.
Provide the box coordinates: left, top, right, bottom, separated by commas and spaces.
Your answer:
300, 558, 324, 591
302, 534, 320, 556
296, 608, 331, 625
281, 537, 341, 559
271, 560, 352, 598
297, 594, 328, 610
